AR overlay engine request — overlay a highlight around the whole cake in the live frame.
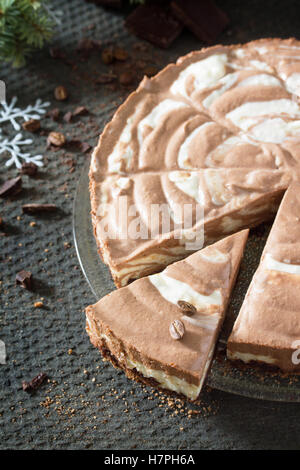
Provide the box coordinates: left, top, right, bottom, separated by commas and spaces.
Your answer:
90, 38, 300, 287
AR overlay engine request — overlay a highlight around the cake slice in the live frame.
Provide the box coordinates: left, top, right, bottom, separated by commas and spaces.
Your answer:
227, 183, 300, 371
91, 168, 289, 287
86, 229, 248, 400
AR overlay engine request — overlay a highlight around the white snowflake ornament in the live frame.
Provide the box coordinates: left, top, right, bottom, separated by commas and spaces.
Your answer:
0, 130, 43, 169
0, 96, 50, 131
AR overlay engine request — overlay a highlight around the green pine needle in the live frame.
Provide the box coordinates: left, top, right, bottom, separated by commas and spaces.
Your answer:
0, 0, 54, 67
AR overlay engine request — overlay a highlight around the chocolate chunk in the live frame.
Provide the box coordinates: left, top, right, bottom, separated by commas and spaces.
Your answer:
177, 300, 197, 316
22, 204, 57, 214
47, 131, 66, 147
73, 106, 88, 116
169, 319, 185, 340
22, 372, 48, 393
16, 270, 32, 290
54, 85, 68, 101
47, 108, 60, 121
125, 5, 183, 49
0, 177, 22, 198
20, 162, 38, 176
95, 73, 117, 84
170, 0, 229, 44
63, 111, 73, 123
22, 119, 41, 133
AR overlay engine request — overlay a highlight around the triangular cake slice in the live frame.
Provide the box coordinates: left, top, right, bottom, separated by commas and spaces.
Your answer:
86, 229, 248, 400
228, 183, 300, 371
91, 168, 289, 287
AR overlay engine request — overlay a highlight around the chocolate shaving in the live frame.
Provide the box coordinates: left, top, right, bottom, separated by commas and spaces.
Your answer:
16, 270, 32, 290
73, 106, 88, 116
22, 204, 57, 214
169, 319, 185, 340
47, 108, 60, 121
22, 372, 48, 393
20, 162, 38, 176
0, 177, 22, 198
177, 300, 197, 316
63, 111, 73, 123
95, 73, 117, 84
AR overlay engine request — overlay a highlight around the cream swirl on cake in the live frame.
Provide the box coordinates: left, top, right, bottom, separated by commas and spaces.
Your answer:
90, 39, 300, 287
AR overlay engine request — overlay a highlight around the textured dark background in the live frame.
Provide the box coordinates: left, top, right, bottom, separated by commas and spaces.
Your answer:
1, 0, 300, 450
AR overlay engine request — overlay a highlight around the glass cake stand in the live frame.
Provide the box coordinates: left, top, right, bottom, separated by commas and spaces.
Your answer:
73, 160, 300, 402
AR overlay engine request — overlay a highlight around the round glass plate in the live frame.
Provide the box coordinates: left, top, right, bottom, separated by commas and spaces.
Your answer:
73, 160, 300, 402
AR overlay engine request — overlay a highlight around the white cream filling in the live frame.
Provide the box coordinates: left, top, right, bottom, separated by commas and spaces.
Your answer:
171, 54, 228, 99
168, 171, 201, 203
202, 73, 238, 108
199, 248, 229, 264
126, 356, 201, 400
149, 272, 222, 311
227, 350, 276, 365
237, 73, 281, 89
107, 117, 134, 172
264, 253, 300, 275
250, 117, 300, 143
204, 170, 232, 206
178, 122, 214, 168
137, 99, 188, 150
226, 99, 300, 130
285, 73, 300, 96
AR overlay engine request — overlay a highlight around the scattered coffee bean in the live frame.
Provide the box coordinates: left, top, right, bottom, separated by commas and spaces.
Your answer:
169, 319, 185, 340
54, 85, 68, 101
114, 47, 128, 61
22, 372, 48, 392
0, 177, 22, 198
22, 204, 57, 214
22, 119, 41, 133
20, 162, 38, 176
16, 270, 32, 290
177, 300, 197, 316
47, 131, 66, 147
101, 47, 114, 65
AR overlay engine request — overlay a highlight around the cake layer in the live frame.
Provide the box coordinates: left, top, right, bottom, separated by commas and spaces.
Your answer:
227, 183, 300, 371
91, 168, 289, 286
86, 230, 248, 400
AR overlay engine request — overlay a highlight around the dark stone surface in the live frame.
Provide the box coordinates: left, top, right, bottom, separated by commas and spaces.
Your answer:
1, 0, 300, 450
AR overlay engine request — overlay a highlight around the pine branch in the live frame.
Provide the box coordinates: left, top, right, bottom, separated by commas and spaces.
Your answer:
0, 0, 55, 67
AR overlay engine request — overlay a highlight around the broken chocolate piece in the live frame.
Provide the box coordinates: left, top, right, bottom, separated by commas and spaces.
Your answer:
101, 47, 114, 65
47, 108, 60, 121
22, 204, 57, 214
16, 270, 32, 290
114, 47, 128, 61
0, 177, 22, 198
125, 5, 183, 49
119, 71, 134, 86
170, 0, 229, 44
22, 372, 48, 392
73, 106, 88, 116
63, 111, 73, 123
20, 162, 38, 176
95, 73, 117, 84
